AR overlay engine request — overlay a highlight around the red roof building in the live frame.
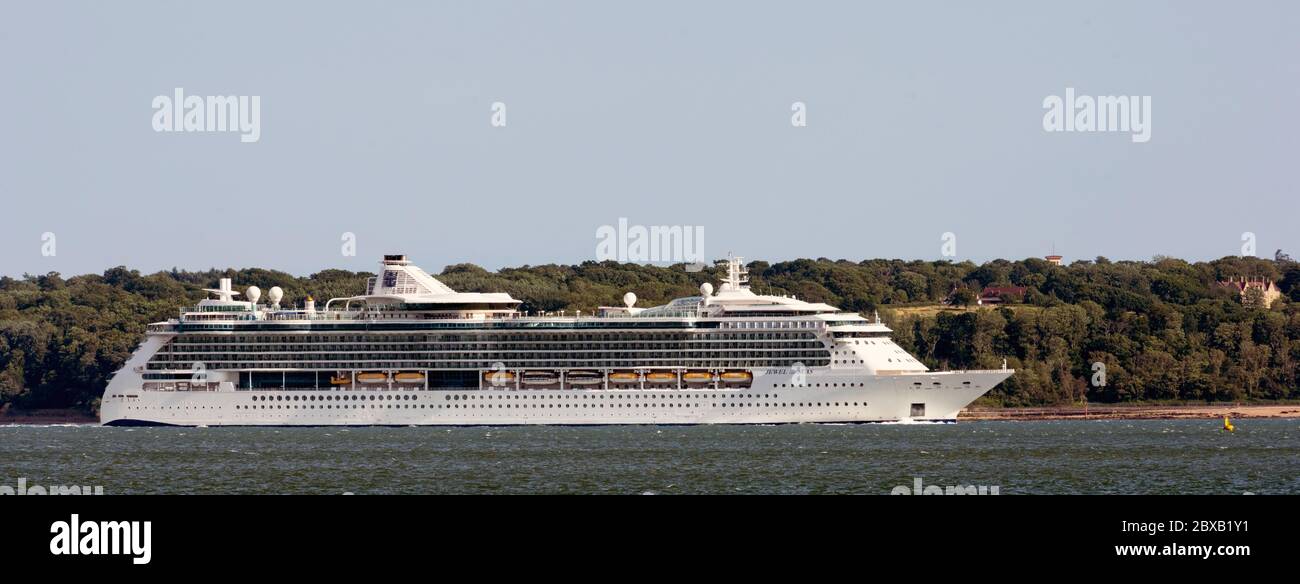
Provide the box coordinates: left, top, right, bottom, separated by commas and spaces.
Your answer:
1216, 277, 1281, 308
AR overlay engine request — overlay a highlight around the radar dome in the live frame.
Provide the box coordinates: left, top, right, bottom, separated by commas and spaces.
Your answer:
268, 286, 284, 304
700, 282, 714, 297
246, 286, 262, 305
622, 292, 637, 308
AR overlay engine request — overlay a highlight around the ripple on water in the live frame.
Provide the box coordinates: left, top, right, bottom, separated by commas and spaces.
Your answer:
0, 420, 1296, 494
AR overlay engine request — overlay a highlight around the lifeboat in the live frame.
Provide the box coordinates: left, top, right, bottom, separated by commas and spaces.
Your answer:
329, 375, 351, 385
565, 371, 602, 385
645, 372, 677, 383
356, 373, 387, 384
682, 371, 714, 383
521, 371, 559, 385
720, 371, 753, 382
483, 371, 516, 384
395, 372, 426, 383
609, 372, 639, 382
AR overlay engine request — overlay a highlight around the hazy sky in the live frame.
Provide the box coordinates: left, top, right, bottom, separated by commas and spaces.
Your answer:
2, 1, 1297, 277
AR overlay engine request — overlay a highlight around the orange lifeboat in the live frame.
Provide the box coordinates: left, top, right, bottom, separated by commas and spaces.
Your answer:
483, 371, 516, 385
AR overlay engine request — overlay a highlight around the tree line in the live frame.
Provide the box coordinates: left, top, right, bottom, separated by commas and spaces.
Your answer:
2, 254, 1297, 412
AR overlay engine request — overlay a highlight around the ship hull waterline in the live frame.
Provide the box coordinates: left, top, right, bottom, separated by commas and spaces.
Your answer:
101, 370, 1011, 427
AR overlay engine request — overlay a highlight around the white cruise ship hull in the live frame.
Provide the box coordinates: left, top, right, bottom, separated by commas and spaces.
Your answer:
100, 369, 1011, 426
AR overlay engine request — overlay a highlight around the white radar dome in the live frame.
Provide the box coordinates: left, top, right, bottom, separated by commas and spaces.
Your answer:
700, 282, 714, 297
623, 292, 637, 308
246, 286, 262, 305
268, 286, 284, 304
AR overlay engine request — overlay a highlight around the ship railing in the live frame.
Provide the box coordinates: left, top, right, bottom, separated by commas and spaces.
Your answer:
262, 311, 366, 321
141, 381, 223, 392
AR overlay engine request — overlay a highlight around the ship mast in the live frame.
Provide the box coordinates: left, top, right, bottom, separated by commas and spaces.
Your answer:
721, 254, 749, 290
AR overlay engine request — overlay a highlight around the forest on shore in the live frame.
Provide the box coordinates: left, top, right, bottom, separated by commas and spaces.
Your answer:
2, 253, 1298, 412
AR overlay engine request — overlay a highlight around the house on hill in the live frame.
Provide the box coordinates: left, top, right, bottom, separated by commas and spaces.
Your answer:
1216, 277, 1281, 308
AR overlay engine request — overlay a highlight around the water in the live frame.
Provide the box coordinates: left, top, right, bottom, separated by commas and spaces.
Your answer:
2, 420, 1297, 494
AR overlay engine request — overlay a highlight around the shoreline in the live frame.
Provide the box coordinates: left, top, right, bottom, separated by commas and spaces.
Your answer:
960, 404, 1300, 421
4, 404, 1300, 425
0, 408, 98, 426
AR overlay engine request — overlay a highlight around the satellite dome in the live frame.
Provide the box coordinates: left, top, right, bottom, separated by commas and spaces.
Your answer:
700, 282, 714, 297
268, 286, 284, 304
623, 292, 637, 308
246, 286, 262, 305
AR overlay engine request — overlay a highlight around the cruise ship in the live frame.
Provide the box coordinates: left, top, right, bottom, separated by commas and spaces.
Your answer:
100, 255, 1013, 426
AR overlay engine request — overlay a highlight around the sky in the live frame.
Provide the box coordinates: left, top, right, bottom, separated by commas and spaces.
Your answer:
1, 0, 1297, 277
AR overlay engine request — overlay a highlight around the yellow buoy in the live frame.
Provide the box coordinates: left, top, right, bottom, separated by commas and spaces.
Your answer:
1223, 416, 1235, 433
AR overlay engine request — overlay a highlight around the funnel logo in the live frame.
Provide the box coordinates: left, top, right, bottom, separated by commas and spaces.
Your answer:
49, 514, 152, 565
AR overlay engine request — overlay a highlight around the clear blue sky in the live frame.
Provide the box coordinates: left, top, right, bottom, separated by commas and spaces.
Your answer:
2, 1, 1297, 277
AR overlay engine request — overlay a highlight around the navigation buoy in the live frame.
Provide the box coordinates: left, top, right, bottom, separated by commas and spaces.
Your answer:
1223, 416, 1235, 433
